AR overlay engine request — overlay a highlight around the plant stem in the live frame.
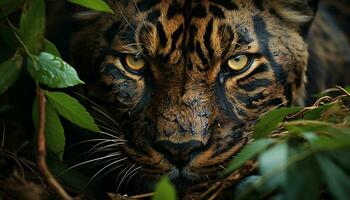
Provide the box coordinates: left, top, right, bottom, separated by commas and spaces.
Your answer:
36, 87, 75, 200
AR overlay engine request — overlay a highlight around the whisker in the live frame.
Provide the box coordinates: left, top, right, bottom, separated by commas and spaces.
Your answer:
94, 158, 126, 175
116, 164, 136, 193
219, 165, 226, 170
73, 92, 118, 125
115, 0, 137, 33
94, 117, 117, 130
66, 139, 121, 150
86, 140, 117, 153
153, 175, 160, 186
136, 173, 146, 193
114, 165, 132, 193
90, 105, 119, 126
132, 0, 147, 27
59, 152, 121, 176
99, 131, 123, 140
98, 126, 121, 136
84, 157, 128, 189
123, 42, 144, 48
86, 142, 124, 158
125, 166, 142, 190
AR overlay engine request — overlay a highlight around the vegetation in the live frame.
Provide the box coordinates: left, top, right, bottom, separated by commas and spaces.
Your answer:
0, 0, 349, 200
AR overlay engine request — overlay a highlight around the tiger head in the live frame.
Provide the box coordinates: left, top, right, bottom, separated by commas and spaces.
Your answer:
69, 0, 319, 193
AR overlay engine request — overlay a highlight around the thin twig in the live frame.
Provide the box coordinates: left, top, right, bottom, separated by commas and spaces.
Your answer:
129, 192, 154, 199
36, 87, 76, 200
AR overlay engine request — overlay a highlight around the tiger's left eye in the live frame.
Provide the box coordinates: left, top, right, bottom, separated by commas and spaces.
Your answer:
227, 54, 250, 71
125, 54, 146, 71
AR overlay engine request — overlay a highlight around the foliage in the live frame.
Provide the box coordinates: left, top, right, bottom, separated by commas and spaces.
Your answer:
223, 91, 350, 200
1, 0, 350, 200
152, 176, 177, 200
0, 0, 104, 162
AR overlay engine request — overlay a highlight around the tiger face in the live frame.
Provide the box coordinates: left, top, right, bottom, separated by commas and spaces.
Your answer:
69, 0, 318, 193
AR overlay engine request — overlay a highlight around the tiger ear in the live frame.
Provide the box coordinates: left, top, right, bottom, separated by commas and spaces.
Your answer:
267, 0, 320, 35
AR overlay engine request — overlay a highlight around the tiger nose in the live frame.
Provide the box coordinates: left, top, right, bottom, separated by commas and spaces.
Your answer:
156, 140, 204, 168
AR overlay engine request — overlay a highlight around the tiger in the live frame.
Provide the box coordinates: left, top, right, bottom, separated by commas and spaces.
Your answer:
65, 0, 350, 197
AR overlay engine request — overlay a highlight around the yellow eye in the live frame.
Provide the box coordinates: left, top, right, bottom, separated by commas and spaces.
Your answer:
227, 54, 250, 71
125, 54, 146, 71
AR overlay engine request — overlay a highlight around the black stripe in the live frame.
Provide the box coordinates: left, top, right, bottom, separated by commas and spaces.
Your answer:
210, 0, 238, 10
147, 9, 161, 22
237, 78, 271, 91
244, 64, 269, 80
104, 22, 121, 43
209, 5, 225, 18
187, 60, 193, 71
203, 19, 214, 60
215, 80, 238, 119
188, 25, 197, 51
236, 92, 268, 109
253, 15, 286, 84
161, 53, 170, 64
171, 25, 184, 50
102, 64, 133, 81
136, 0, 161, 12
265, 98, 284, 107
191, 4, 207, 18
284, 83, 292, 105
236, 26, 253, 46
167, 3, 182, 19
253, 0, 264, 10
156, 22, 167, 48
196, 41, 209, 69
120, 24, 137, 45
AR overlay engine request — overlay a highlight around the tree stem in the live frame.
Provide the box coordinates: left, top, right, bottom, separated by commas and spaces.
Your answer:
36, 87, 75, 200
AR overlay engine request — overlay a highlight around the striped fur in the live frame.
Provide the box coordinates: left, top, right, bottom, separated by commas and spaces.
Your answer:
67, 0, 349, 194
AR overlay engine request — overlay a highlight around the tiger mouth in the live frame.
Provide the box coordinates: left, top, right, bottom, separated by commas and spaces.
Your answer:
120, 135, 248, 186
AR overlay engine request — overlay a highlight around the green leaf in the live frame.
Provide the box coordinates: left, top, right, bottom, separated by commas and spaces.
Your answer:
0, 25, 20, 50
328, 150, 350, 172
44, 39, 61, 57
285, 152, 321, 200
32, 98, 65, 160
0, 25, 19, 62
27, 52, 84, 88
45, 102, 65, 160
303, 103, 334, 120
316, 155, 350, 200
152, 176, 177, 200
0, 51, 23, 94
253, 107, 300, 139
67, 0, 114, 14
223, 139, 275, 176
0, 0, 25, 18
258, 142, 288, 192
45, 91, 100, 133
345, 86, 350, 93
304, 131, 350, 151
19, 0, 45, 54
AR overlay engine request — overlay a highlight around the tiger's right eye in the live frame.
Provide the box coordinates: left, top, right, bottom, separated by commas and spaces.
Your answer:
124, 54, 146, 72
227, 54, 250, 71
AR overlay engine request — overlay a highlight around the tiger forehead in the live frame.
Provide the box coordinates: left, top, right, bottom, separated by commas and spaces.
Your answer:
113, 0, 255, 62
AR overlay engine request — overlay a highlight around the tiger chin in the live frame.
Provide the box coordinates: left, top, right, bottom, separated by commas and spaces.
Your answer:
64, 0, 349, 197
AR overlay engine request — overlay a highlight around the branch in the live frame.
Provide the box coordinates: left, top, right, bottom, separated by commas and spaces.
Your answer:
36, 87, 76, 200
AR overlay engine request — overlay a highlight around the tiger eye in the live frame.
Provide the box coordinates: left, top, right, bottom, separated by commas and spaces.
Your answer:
227, 54, 249, 71
125, 54, 146, 71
